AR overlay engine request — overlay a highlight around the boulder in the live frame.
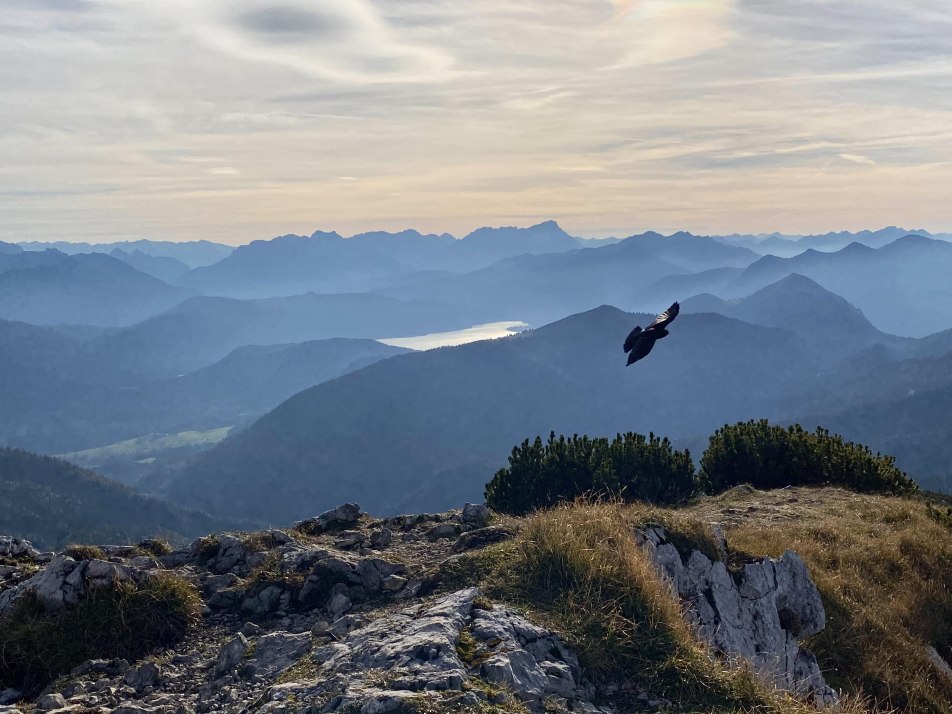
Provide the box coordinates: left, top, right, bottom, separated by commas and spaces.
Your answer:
203, 534, 270, 576
452, 526, 515, 553
295, 504, 362, 535
470, 602, 584, 702
461, 503, 491, 529
202, 573, 241, 597
427, 523, 461, 541
334, 531, 366, 549
241, 584, 284, 615
0, 536, 39, 561
246, 632, 313, 679
369, 529, 393, 549
36, 693, 66, 710
123, 661, 162, 691
214, 634, 251, 677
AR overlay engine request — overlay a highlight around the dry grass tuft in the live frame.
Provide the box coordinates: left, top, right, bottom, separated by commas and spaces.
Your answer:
131, 538, 173, 558
62, 544, 105, 561
492, 501, 837, 713
0, 572, 201, 695
241, 531, 282, 553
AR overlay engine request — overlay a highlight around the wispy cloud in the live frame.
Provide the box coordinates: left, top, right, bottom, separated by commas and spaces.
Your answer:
1, 0, 951, 243
839, 154, 877, 166
149, 0, 454, 83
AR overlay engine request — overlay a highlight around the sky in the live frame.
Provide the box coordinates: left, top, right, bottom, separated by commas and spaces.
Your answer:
1, 0, 951, 244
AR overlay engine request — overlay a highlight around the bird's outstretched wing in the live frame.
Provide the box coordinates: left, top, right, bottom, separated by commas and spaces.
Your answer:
647, 301, 680, 330
623, 325, 642, 353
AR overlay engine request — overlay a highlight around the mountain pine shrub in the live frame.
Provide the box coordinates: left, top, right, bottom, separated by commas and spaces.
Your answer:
485, 431, 698, 515
700, 420, 919, 497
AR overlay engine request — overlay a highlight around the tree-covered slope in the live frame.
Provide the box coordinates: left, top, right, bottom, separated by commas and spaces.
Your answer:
164, 307, 815, 522
0, 448, 230, 549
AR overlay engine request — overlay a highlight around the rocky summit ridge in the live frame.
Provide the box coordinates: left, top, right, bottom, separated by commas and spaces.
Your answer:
0, 501, 837, 714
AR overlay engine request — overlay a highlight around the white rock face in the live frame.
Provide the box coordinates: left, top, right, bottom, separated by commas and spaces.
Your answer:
263, 588, 609, 713
638, 526, 838, 706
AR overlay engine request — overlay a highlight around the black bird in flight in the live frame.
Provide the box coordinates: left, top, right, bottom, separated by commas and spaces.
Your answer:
624, 302, 680, 366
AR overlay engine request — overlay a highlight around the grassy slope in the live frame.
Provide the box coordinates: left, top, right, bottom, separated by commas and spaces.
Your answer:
689, 486, 952, 712
454, 488, 952, 712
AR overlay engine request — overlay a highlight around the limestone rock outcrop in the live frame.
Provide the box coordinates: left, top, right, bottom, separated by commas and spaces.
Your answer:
0, 536, 40, 561
0, 553, 141, 617
263, 588, 608, 713
638, 526, 838, 706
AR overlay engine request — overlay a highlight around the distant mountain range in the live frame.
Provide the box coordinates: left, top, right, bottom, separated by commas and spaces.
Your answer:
797, 384, 952, 493
56, 339, 409, 485
648, 235, 952, 337
381, 231, 758, 326
0, 313, 412, 454
681, 274, 905, 359
0, 250, 194, 327
110, 249, 191, 283
92, 292, 467, 380
17, 239, 233, 268
178, 221, 582, 298
6, 220, 952, 524
11, 225, 952, 336
712, 226, 952, 257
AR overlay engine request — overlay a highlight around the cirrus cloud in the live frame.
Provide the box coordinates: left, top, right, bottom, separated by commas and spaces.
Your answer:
139, 0, 455, 83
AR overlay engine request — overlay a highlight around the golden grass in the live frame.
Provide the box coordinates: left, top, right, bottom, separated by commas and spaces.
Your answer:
62, 544, 105, 561
686, 486, 952, 712
491, 501, 848, 713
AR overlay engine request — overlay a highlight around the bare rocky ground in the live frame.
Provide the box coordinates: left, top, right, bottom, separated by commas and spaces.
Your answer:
1, 505, 603, 714
0, 501, 835, 714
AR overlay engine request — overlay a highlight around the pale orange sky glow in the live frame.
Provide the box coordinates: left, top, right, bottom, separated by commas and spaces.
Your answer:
1, 0, 951, 244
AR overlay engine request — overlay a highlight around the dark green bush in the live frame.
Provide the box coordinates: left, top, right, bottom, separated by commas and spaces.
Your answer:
700, 420, 919, 497
0, 573, 201, 694
485, 431, 698, 515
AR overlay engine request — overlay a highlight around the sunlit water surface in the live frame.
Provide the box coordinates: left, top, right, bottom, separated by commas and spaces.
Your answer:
379, 321, 529, 350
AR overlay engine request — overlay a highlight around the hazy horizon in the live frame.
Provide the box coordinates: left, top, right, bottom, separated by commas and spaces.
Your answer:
9, 222, 952, 248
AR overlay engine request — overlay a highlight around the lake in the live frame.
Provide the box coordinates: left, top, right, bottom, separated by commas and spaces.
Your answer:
380, 321, 529, 350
